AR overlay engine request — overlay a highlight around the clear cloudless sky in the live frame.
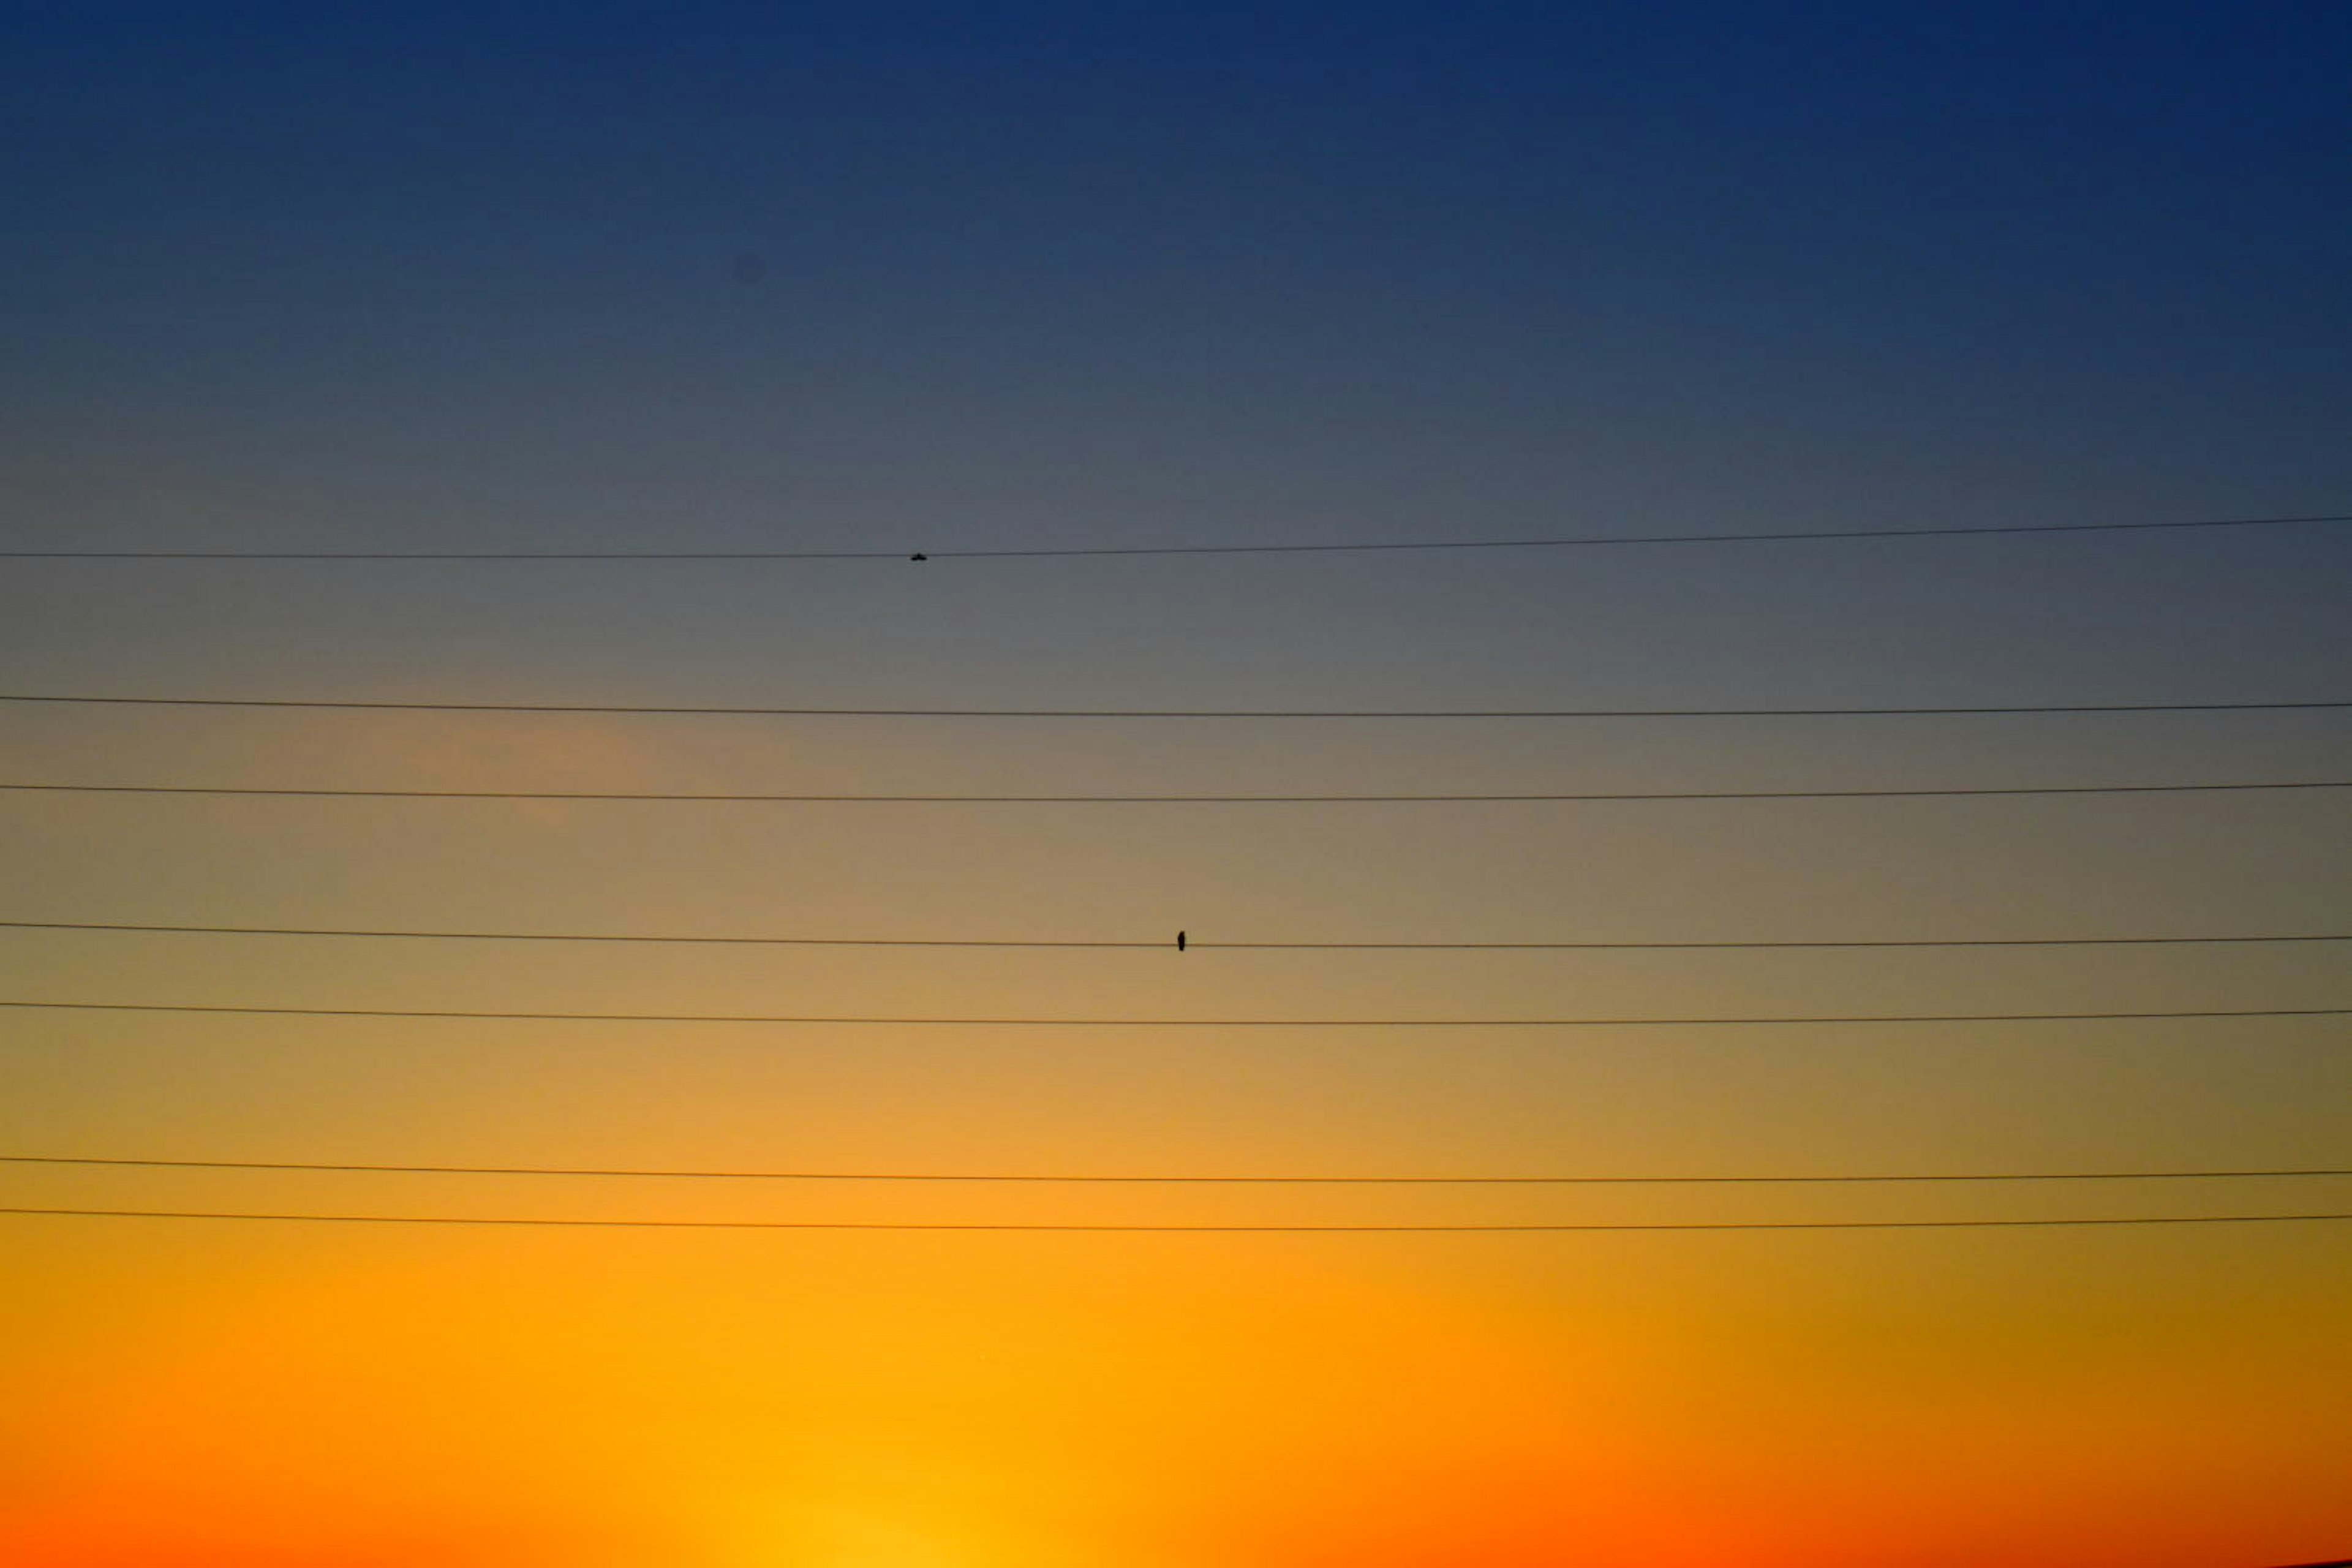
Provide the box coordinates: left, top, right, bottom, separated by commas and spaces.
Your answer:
4, 4, 2350, 1566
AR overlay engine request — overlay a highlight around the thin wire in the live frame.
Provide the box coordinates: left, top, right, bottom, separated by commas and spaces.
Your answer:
7, 919, 2346, 951
9, 1154, 2349, 1186
6, 512, 2348, 560
8, 780, 2347, 804
4, 1206, 2348, 1232
7, 1000, 2345, 1025
4, 693, 2345, 718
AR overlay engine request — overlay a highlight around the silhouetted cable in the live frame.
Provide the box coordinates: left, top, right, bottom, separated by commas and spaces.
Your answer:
4, 693, 2345, 718
9, 1153, 2348, 1186
4, 1206, 2348, 1232
7, 919, 2346, 951
7, 780, 2346, 804
6, 1000, 2344, 1025
5, 512, 2348, 560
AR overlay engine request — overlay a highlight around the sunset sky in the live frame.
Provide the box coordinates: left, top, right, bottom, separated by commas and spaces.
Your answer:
4, 4, 2350, 1566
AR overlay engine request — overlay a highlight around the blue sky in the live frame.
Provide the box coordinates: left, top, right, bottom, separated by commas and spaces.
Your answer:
10, 1, 2350, 553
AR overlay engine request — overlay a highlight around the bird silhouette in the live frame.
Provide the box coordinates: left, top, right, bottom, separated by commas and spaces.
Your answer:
1176, 930, 1187, 952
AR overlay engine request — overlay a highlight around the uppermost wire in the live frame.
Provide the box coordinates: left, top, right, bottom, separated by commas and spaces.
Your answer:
4, 513, 2348, 560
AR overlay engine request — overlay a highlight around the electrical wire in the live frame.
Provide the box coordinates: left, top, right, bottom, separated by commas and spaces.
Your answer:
7, 919, 2345, 951
6, 511, 2348, 560
4, 1207, 2348, 1232
6, 1000, 2345, 1025
7, 780, 2346, 803
8, 1154, 2348, 1185
5, 693, 2345, 718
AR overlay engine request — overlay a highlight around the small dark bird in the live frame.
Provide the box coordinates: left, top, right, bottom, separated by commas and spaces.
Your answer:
1177, 930, 1186, 952
910, 552, 927, 561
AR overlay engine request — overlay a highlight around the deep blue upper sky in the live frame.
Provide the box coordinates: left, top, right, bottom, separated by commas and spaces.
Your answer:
4, 1, 2348, 611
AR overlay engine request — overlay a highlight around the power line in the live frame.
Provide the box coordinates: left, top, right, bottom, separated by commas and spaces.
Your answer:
5, 693, 2345, 718
10, 1153, 2348, 1186
5, 511, 2348, 560
4, 1206, 2349, 1232
9, 780, 2347, 804
7, 1000, 2345, 1025
8, 919, 2346, 951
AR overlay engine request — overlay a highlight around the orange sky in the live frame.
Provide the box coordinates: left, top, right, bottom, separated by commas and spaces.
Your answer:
7, 1196, 2351, 1566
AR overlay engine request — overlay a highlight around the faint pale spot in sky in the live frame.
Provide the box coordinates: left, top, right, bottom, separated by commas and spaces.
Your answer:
730, 251, 767, 285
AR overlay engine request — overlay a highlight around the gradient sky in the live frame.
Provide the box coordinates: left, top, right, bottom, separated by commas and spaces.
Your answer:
4, 4, 2350, 1566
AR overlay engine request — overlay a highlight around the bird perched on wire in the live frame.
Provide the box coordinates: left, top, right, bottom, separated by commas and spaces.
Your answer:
1176, 930, 1187, 952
